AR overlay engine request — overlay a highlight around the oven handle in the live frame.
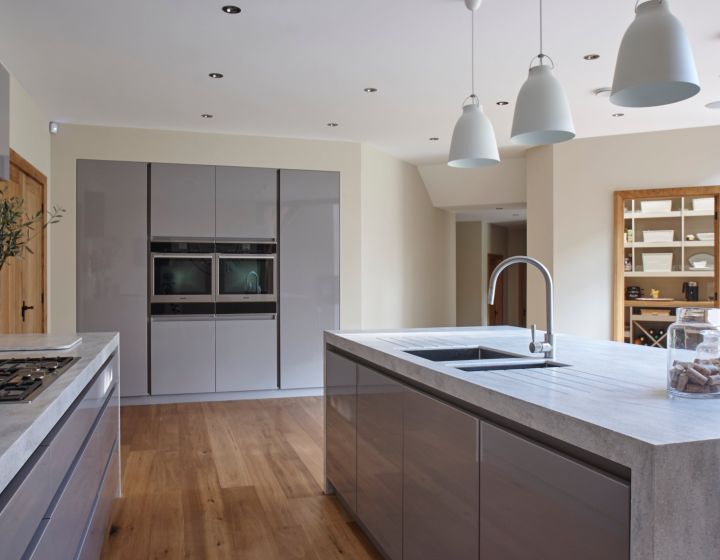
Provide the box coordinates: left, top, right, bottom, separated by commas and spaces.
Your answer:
216, 254, 276, 259
151, 314, 216, 321
151, 253, 215, 259
215, 313, 276, 321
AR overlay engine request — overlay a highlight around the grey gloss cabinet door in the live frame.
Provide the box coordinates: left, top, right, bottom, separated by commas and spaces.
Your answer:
356, 366, 403, 560
279, 170, 340, 389
403, 388, 479, 560
150, 163, 215, 238
216, 166, 277, 239
150, 319, 215, 395
215, 316, 278, 392
480, 422, 630, 560
325, 350, 357, 512
77, 160, 148, 396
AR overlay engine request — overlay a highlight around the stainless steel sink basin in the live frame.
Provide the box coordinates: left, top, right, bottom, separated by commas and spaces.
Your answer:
404, 346, 524, 362
457, 359, 570, 372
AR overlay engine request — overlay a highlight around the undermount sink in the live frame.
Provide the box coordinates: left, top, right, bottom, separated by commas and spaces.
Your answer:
404, 346, 571, 372
404, 346, 524, 362
457, 360, 570, 372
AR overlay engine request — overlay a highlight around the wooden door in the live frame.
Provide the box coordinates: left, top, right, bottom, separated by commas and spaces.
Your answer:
488, 253, 505, 325
0, 150, 47, 333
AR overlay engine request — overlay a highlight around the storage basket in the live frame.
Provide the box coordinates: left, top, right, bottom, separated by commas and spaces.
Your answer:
642, 253, 673, 272
642, 230, 674, 243
640, 200, 672, 213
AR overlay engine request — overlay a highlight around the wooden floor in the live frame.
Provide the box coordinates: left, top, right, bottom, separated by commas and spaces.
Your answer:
102, 397, 381, 560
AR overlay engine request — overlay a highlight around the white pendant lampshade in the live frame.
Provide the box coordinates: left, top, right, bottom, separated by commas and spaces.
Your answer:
449, 96, 500, 168
464, 0, 482, 10
611, 0, 700, 108
511, 62, 575, 146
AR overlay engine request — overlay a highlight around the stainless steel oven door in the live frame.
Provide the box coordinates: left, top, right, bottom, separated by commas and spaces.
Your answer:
216, 254, 277, 303
151, 253, 215, 303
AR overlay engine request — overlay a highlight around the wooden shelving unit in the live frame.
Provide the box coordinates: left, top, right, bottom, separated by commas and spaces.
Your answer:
613, 187, 720, 346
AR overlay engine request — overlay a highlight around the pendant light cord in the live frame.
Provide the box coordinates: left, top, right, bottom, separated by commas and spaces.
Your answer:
471, 8, 475, 97
539, 0, 544, 61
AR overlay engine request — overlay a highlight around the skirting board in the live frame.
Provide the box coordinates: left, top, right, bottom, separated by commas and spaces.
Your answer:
121, 387, 323, 406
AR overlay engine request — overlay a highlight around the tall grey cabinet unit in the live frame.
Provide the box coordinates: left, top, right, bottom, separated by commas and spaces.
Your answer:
325, 350, 357, 512
150, 317, 215, 395
356, 366, 404, 560
77, 160, 148, 396
480, 422, 630, 560
215, 316, 278, 392
403, 388, 479, 560
216, 166, 277, 239
279, 170, 340, 389
150, 163, 215, 238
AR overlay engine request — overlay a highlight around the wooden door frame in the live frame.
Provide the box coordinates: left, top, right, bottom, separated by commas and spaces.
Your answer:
613, 186, 720, 342
9, 148, 48, 331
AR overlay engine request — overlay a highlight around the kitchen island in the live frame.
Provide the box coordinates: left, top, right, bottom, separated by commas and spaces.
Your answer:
324, 326, 720, 560
0, 333, 120, 560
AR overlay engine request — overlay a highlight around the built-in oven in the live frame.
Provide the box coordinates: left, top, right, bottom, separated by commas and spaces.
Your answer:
150, 240, 215, 315
215, 242, 277, 315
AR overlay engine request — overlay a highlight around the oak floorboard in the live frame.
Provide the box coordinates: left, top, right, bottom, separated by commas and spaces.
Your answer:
102, 397, 380, 560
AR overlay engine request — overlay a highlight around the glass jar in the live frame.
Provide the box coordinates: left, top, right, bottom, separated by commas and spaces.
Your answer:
667, 308, 720, 399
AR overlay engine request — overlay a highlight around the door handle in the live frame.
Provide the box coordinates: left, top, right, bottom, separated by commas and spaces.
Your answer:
21, 301, 34, 322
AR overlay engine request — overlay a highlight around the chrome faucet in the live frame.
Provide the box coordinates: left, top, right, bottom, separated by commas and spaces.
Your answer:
488, 256, 555, 360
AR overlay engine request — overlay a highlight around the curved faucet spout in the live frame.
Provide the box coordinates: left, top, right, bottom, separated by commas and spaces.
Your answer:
488, 256, 555, 359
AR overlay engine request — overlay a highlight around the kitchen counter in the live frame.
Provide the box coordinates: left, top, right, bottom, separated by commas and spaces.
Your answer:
325, 326, 720, 560
0, 332, 119, 495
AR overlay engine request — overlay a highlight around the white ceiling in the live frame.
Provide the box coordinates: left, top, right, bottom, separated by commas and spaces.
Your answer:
0, 0, 719, 165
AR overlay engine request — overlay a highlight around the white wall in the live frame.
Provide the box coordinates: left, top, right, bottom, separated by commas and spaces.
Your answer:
528, 126, 720, 340
418, 157, 526, 210
360, 144, 455, 329
50, 124, 363, 333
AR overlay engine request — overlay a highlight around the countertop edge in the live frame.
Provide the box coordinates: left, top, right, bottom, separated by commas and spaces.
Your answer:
0, 333, 120, 495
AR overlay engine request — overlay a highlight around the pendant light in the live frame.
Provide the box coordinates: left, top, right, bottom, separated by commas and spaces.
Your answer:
511, 0, 575, 146
448, 1, 499, 168
611, 0, 700, 108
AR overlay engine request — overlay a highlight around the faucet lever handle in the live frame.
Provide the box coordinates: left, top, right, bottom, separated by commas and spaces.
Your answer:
531, 324, 537, 343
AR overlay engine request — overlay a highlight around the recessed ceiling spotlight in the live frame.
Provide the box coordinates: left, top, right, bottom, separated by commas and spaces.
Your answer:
201, 113, 214, 119
584, 54, 600, 60
706, 101, 720, 109
496, 101, 509, 106
496, 207, 504, 210
364, 87, 378, 93
429, 137, 440, 141
612, 113, 625, 117
592, 87, 612, 97
222, 5, 241, 14
513, 213, 520, 217
209, 72, 224, 79
327, 122, 339, 127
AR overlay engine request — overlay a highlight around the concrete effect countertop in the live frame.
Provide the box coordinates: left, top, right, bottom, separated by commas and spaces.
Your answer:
325, 326, 720, 560
0, 333, 119, 495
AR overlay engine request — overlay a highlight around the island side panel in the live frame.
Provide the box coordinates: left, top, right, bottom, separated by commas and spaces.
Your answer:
651, 440, 720, 560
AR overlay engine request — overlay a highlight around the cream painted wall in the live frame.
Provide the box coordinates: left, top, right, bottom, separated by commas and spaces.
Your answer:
360, 144, 455, 329
9, 75, 50, 176
418, 157, 526, 210
554, 127, 720, 339
50, 124, 362, 333
528, 126, 720, 340
525, 146, 555, 331
456, 222, 483, 326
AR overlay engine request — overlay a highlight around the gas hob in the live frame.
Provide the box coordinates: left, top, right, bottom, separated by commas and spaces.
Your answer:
0, 357, 79, 403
